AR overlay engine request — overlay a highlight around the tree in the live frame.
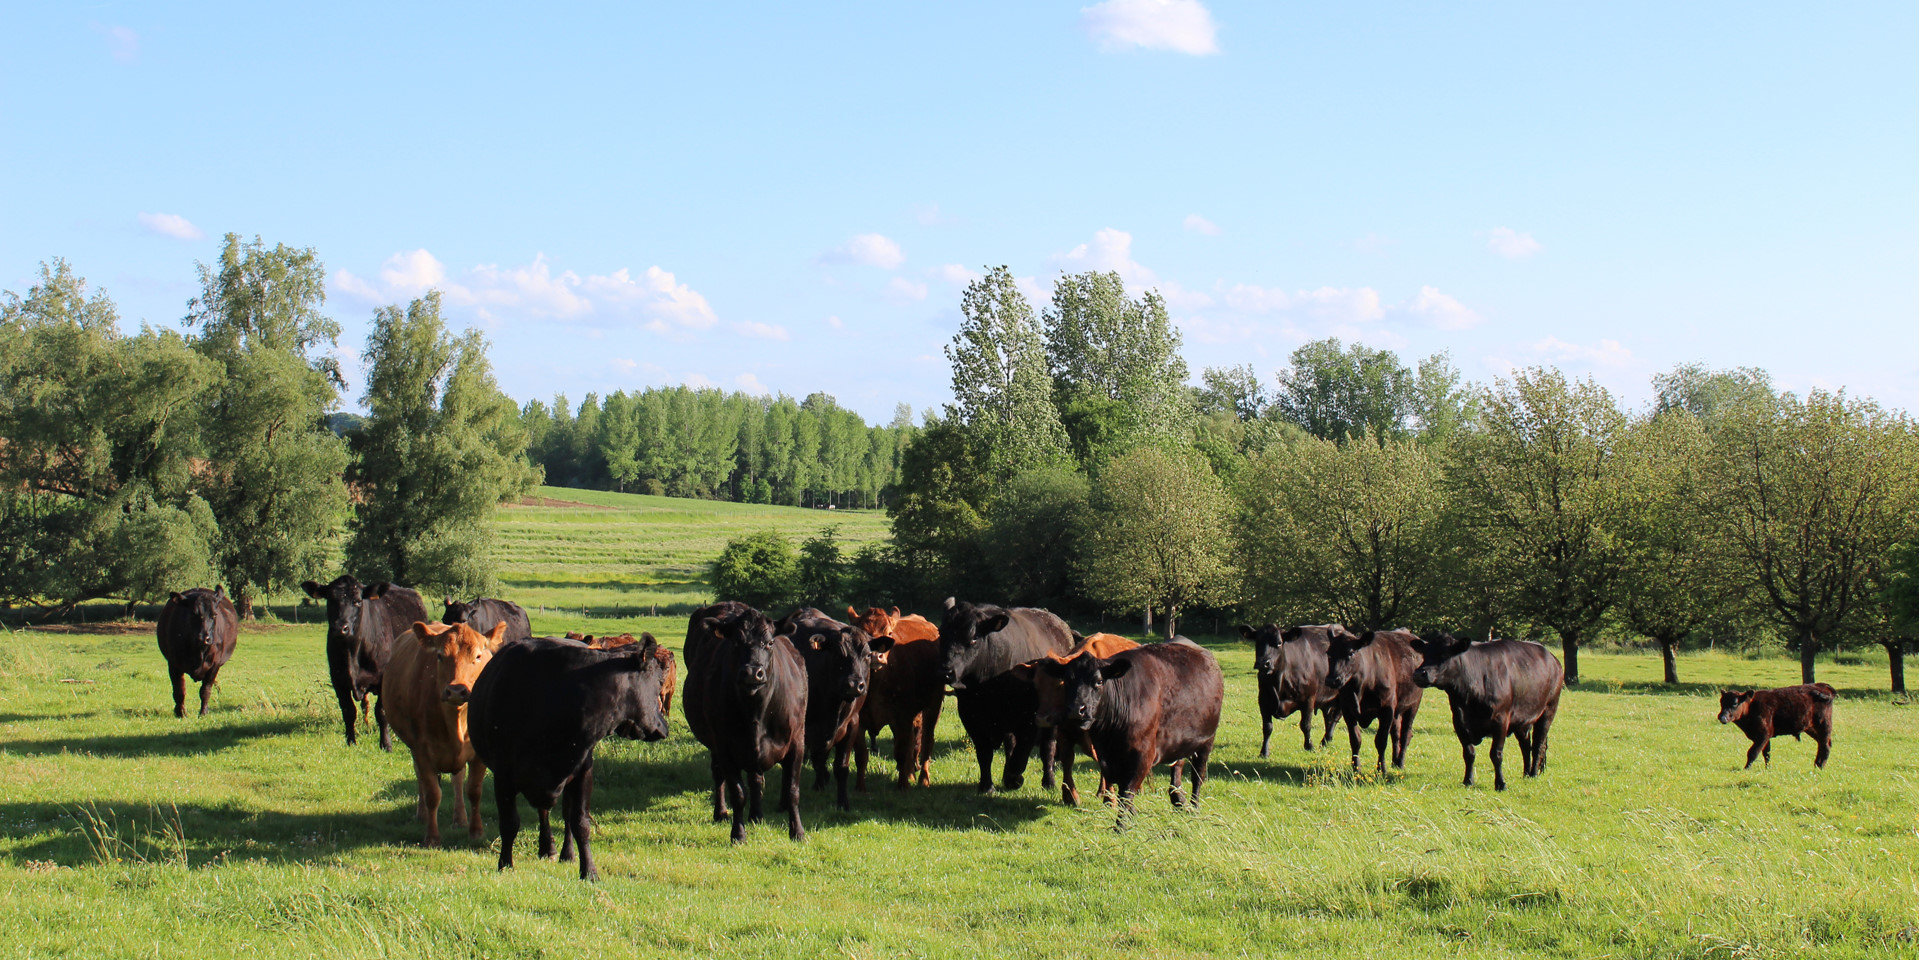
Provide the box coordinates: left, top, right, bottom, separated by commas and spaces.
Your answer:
710, 531, 800, 611
796, 526, 846, 609
1872, 537, 1917, 694
1411, 352, 1478, 444
1043, 271, 1194, 462
1197, 364, 1269, 421
945, 266, 1070, 477
1652, 363, 1774, 421
1613, 410, 1732, 683
1271, 339, 1415, 444
1236, 437, 1449, 630
1448, 368, 1626, 682
886, 417, 992, 597
0, 261, 219, 608
979, 465, 1090, 606
344, 292, 539, 595
1701, 390, 1918, 684
1079, 448, 1233, 638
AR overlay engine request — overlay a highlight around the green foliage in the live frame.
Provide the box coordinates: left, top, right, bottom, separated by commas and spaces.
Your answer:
710, 530, 801, 611
1236, 437, 1449, 629
1878, 537, 1918, 636
980, 466, 1091, 606
186, 234, 349, 615
1043, 271, 1194, 461
885, 417, 991, 595
796, 526, 846, 608
945, 266, 1070, 477
344, 292, 539, 595
1271, 339, 1470, 446
1079, 448, 1233, 636
1612, 411, 1738, 673
1652, 362, 1775, 420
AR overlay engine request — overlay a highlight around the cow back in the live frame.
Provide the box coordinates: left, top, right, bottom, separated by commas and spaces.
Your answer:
959, 607, 1074, 687
1450, 639, 1563, 725
445, 598, 532, 643
1279, 626, 1341, 705
1090, 641, 1224, 758
470, 638, 670, 801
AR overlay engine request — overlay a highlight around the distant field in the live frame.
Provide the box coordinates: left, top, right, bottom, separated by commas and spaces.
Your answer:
0, 491, 1914, 959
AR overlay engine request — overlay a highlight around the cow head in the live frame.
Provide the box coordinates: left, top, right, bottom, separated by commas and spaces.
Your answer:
442, 598, 480, 626
939, 597, 1011, 690
410, 621, 508, 706
708, 608, 781, 693
1324, 629, 1377, 690
1009, 652, 1075, 728
1039, 653, 1133, 732
1717, 690, 1756, 724
609, 634, 672, 742
303, 576, 395, 645
1411, 631, 1473, 688
167, 588, 226, 659
813, 621, 894, 701
1237, 624, 1286, 677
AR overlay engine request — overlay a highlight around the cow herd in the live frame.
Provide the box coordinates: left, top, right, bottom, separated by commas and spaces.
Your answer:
144, 581, 1843, 881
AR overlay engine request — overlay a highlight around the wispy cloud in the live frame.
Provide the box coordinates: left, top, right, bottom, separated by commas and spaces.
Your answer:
93, 24, 139, 63
735, 320, 790, 341
333, 250, 719, 334
1054, 228, 1212, 309
1406, 286, 1484, 330
888, 277, 930, 302
1530, 336, 1630, 366
1183, 213, 1221, 236
137, 212, 202, 240
1488, 227, 1542, 259
1081, 0, 1220, 55
819, 233, 905, 270
936, 264, 980, 286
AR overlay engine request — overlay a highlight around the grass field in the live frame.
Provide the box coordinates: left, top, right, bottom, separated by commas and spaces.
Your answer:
0, 487, 1914, 959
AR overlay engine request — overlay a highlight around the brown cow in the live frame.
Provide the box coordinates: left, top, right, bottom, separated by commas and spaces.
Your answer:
1010, 631, 1139, 805
1718, 684, 1835, 769
1323, 629, 1424, 772
385, 621, 508, 846
848, 606, 945, 789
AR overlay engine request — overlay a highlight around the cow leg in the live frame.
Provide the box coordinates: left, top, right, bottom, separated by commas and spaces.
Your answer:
709, 756, 731, 822
564, 764, 596, 880
1392, 709, 1414, 769
809, 740, 829, 793
853, 722, 869, 792
727, 771, 749, 844
1189, 744, 1210, 802
465, 760, 486, 840
1257, 712, 1272, 758
747, 769, 766, 823
782, 749, 806, 842
374, 695, 393, 752
1762, 738, 1771, 766
1813, 720, 1832, 768
1322, 704, 1340, 747
1531, 717, 1552, 775
415, 758, 442, 847
1002, 722, 1037, 792
1490, 723, 1510, 792
450, 766, 468, 827
1374, 719, 1392, 773
972, 733, 997, 794
893, 717, 917, 790
1346, 716, 1363, 771
1059, 730, 1079, 807
1039, 728, 1057, 792
493, 776, 519, 871
919, 701, 941, 787
171, 671, 188, 718
1298, 704, 1314, 752
198, 666, 218, 717
1743, 738, 1763, 769
1461, 738, 1476, 786
1115, 752, 1153, 831
1168, 759, 1187, 807
1513, 727, 1535, 776
833, 735, 853, 811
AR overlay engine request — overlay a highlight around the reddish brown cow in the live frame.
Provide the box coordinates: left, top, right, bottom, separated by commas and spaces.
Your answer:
1718, 684, 1835, 769
848, 606, 945, 789
1324, 629, 1424, 772
385, 621, 509, 846
1010, 631, 1139, 805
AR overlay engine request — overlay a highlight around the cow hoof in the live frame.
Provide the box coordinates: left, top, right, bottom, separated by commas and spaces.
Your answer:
789, 830, 807, 843
1002, 775, 1024, 791
423, 838, 441, 848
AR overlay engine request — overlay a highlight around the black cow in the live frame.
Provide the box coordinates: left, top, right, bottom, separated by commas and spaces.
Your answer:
1042, 638, 1223, 828
442, 597, 532, 643
155, 587, 239, 717
1324, 629, 1424, 772
1717, 684, 1835, 769
938, 597, 1075, 793
683, 604, 808, 843
302, 576, 429, 749
1412, 632, 1564, 790
1237, 623, 1346, 756
778, 608, 893, 810
468, 636, 671, 881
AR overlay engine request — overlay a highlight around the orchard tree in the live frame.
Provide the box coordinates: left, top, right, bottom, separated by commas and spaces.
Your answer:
945, 266, 1070, 477
1236, 437, 1448, 630
1448, 368, 1626, 682
1079, 448, 1232, 638
1872, 538, 1917, 694
344, 292, 539, 595
1702, 389, 1918, 684
1613, 410, 1732, 683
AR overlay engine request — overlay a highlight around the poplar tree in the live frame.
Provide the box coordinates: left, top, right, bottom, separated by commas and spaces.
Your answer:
945, 266, 1070, 477
1043, 271, 1194, 462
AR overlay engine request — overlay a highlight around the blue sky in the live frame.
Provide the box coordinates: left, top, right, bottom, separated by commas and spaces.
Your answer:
4, 2, 1914, 422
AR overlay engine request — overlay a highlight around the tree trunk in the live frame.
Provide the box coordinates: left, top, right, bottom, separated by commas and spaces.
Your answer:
1142, 606, 1152, 634
1799, 627, 1817, 685
1883, 639, 1909, 695
1164, 605, 1178, 640
1560, 632, 1580, 685
1660, 637, 1679, 684
233, 585, 253, 621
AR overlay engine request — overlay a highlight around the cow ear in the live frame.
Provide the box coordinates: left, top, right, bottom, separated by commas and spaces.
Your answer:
1236, 624, 1255, 641
485, 623, 509, 648
699, 617, 722, 638
1007, 663, 1038, 685
1101, 658, 1133, 680
301, 580, 323, 599
1039, 658, 1071, 678
1355, 631, 1378, 647
808, 636, 824, 651
980, 613, 1011, 635
943, 597, 956, 611
169, 591, 184, 604
847, 605, 859, 620
213, 585, 224, 597
890, 606, 901, 618
866, 635, 895, 655
411, 621, 454, 649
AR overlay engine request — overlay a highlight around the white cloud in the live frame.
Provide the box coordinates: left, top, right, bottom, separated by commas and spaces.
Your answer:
1081, 0, 1220, 55
819, 233, 905, 270
1183, 214, 1220, 236
735, 320, 790, 341
1530, 336, 1632, 366
332, 250, 718, 334
1054, 227, 1158, 288
735, 373, 771, 395
611, 358, 637, 372
1406, 286, 1484, 330
682, 373, 717, 389
137, 212, 202, 241
826, 315, 844, 329
1488, 227, 1542, 259
1015, 275, 1048, 305
93, 24, 139, 63
889, 277, 929, 302
1221, 284, 1384, 325
936, 264, 980, 286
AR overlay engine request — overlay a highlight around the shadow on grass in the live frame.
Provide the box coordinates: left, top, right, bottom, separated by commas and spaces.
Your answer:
0, 717, 308, 758
1574, 678, 1901, 701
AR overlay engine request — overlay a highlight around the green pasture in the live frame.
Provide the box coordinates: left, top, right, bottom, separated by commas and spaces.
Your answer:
0, 489, 1914, 959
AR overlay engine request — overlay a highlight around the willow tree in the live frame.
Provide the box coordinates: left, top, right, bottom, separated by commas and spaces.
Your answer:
1079, 447, 1232, 637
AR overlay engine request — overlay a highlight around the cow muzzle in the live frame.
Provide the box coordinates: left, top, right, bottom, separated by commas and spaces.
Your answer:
843, 678, 867, 699
738, 666, 768, 688
441, 684, 471, 705
1412, 668, 1433, 688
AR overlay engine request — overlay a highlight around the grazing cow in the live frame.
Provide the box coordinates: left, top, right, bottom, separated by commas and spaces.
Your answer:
1717, 684, 1835, 769
1237, 623, 1347, 756
848, 606, 944, 789
938, 598, 1075, 793
777, 608, 892, 809
1324, 629, 1424, 772
1009, 631, 1139, 805
155, 587, 239, 718
1412, 632, 1563, 791
683, 604, 808, 843
385, 621, 508, 846
469, 635, 671, 880
442, 597, 532, 643
1042, 638, 1223, 827
303, 576, 429, 749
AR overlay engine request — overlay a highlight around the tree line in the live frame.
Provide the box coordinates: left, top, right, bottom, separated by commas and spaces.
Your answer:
0, 241, 538, 616
797, 266, 1913, 689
